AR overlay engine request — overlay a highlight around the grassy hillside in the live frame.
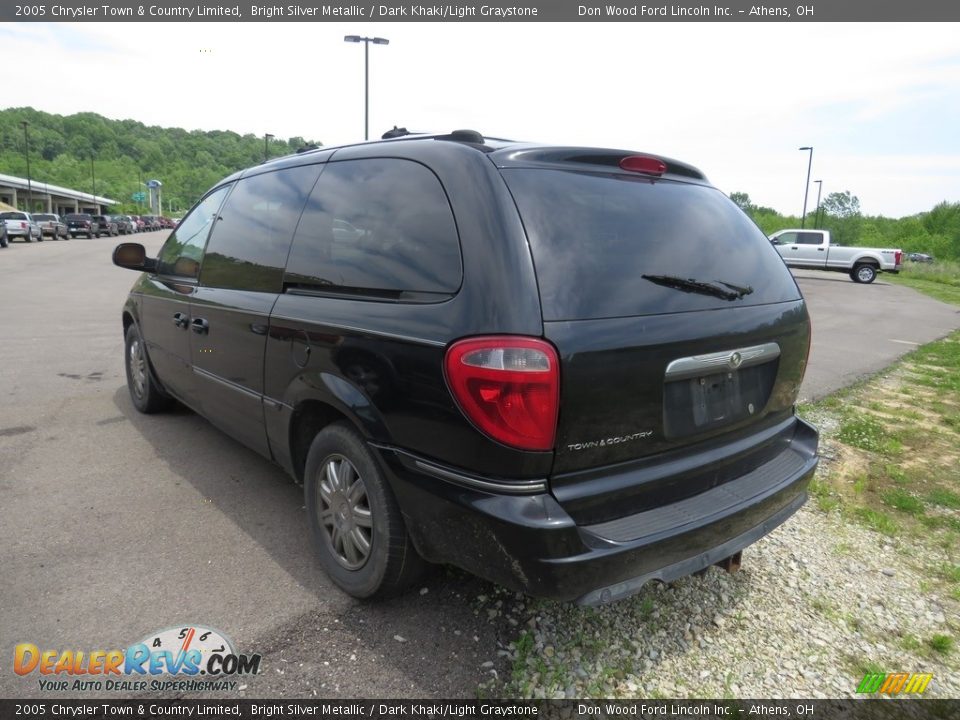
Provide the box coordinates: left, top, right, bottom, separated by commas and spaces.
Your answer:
0, 107, 319, 214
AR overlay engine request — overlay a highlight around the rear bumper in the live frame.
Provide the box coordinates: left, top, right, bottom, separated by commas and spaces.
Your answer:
377, 416, 819, 604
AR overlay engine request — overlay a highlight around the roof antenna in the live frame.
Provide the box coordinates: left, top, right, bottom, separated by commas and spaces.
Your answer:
382, 126, 410, 139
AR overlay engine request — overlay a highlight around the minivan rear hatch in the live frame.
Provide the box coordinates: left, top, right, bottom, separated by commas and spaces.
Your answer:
497, 151, 810, 522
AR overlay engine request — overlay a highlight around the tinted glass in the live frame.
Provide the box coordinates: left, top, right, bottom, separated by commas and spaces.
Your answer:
33, 215, 55, 221
285, 159, 461, 295
503, 169, 800, 321
157, 185, 231, 279
65, 214, 90, 221
200, 166, 321, 293
1, 212, 28, 220
796, 232, 823, 245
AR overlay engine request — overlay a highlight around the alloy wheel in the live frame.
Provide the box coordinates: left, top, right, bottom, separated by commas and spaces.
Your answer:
316, 454, 373, 570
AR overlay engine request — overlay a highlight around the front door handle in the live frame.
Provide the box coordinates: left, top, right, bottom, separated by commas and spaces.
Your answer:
173, 312, 189, 329
191, 318, 209, 335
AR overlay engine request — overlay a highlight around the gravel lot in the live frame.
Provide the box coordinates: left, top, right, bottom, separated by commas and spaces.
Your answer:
484, 499, 958, 699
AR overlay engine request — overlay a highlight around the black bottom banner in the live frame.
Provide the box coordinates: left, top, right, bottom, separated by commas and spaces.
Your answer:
1, 700, 957, 720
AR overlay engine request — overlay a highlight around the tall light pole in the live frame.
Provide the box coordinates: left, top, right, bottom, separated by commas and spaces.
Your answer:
264, 132, 274, 162
813, 180, 823, 229
344, 35, 390, 141
90, 155, 97, 213
20, 120, 32, 212
799, 146, 813, 228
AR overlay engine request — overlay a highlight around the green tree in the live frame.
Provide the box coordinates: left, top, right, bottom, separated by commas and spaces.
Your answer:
729, 191, 754, 213
821, 191, 861, 218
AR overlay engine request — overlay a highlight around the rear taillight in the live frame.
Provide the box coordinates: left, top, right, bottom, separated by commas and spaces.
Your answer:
895, 250, 902, 266
444, 336, 559, 452
20, 222, 27, 229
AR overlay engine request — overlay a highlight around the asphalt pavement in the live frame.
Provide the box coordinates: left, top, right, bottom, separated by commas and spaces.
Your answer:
1, 238, 958, 698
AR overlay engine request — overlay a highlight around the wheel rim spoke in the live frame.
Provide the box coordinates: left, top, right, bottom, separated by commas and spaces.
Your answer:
346, 478, 365, 503
353, 506, 372, 528
318, 507, 335, 527
341, 531, 359, 563
350, 527, 371, 556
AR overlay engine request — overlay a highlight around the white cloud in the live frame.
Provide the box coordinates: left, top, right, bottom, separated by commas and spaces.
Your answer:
3, 21, 959, 216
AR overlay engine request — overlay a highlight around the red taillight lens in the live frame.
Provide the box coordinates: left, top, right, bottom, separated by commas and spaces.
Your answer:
895, 250, 902, 266
20, 222, 27, 229
444, 336, 559, 452
619, 155, 666, 176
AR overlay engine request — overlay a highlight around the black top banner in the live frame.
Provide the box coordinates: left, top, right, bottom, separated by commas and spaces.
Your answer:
3, 0, 960, 22
0, 699, 957, 720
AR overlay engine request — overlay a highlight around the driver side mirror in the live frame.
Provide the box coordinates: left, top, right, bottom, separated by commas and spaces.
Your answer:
113, 243, 157, 273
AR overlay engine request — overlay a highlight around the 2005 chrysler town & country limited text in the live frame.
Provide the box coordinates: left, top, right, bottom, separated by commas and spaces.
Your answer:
114, 130, 819, 604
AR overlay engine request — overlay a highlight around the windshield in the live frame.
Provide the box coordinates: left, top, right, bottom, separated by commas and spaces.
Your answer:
502, 169, 800, 320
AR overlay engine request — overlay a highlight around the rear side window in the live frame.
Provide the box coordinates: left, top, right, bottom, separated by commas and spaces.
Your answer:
200, 165, 321, 293
502, 169, 800, 320
796, 232, 823, 245
284, 158, 461, 297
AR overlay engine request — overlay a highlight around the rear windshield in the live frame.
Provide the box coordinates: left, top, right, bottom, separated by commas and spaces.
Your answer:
66, 214, 91, 221
502, 169, 801, 320
33, 214, 55, 221
1, 212, 28, 220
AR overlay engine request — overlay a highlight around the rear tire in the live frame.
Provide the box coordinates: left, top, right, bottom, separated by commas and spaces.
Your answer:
124, 324, 173, 414
851, 264, 878, 284
304, 421, 425, 599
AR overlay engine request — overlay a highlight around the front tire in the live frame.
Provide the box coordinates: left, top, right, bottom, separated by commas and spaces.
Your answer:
851, 264, 878, 284
124, 324, 173, 414
304, 422, 425, 599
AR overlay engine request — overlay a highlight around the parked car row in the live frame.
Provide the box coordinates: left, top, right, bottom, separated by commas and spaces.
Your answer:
1, 211, 176, 247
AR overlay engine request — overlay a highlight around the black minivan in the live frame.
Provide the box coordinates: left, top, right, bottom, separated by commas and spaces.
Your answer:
114, 131, 818, 604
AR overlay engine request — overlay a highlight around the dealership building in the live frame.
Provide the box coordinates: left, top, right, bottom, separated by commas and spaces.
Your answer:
0, 172, 117, 215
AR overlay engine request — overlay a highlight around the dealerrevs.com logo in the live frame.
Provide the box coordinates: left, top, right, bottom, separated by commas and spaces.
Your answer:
14, 625, 261, 692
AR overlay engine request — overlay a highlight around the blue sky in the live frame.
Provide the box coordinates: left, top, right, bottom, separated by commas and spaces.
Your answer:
2, 21, 959, 217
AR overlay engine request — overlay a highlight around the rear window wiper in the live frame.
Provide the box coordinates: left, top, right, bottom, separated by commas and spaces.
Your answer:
641, 274, 754, 301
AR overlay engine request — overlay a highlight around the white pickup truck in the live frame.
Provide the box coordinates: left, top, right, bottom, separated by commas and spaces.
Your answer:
769, 229, 902, 284
0, 211, 42, 243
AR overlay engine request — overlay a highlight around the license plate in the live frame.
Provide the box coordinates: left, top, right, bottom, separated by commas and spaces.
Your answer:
691, 371, 742, 426
663, 363, 776, 439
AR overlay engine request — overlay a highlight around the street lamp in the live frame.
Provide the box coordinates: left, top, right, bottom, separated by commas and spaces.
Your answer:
90, 155, 97, 213
813, 180, 823, 229
344, 35, 390, 141
20, 120, 32, 212
799, 146, 813, 228
264, 133, 274, 162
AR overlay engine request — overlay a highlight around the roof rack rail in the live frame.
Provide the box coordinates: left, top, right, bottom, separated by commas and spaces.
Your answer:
382, 126, 412, 139
437, 129, 485, 145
